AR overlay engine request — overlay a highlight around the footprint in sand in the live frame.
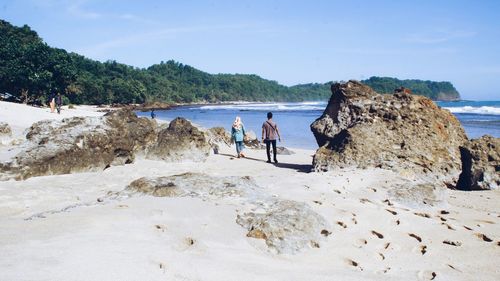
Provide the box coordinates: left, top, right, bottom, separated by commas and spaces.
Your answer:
185, 237, 196, 246
320, 229, 332, 237
412, 244, 427, 255
409, 233, 422, 242
382, 199, 393, 206
477, 219, 495, 225
371, 230, 384, 239
475, 233, 493, 242
354, 239, 368, 248
418, 270, 437, 280
395, 219, 401, 225
337, 221, 347, 228
378, 252, 385, 260
375, 267, 392, 274
414, 212, 431, 219
386, 209, 398, 215
420, 245, 427, 255
346, 259, 363, 271
442, 222, 456, 230
360, 198, 373, 204
443, 240, 462, 247
159, 262, 167, 273
447, 264, 462, 272
154, 224, 167, 232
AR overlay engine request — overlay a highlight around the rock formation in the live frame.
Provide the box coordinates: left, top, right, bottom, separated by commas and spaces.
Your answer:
456, 135, 499, 190
127, 172, 261, 199
0, 112, 211, 180
0, 110, 156, 180
0, 122, 12, 145
0, 122, 11, 136
310, 81, 468, 181
236, 200, 329, 254
127, 173, 329, 254
146, 117, 211, 162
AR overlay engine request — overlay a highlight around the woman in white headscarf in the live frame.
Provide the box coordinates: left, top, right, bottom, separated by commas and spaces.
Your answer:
231, 116, 246, 158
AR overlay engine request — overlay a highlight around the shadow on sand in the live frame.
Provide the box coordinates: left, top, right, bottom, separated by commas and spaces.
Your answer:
218, 153, 312, 173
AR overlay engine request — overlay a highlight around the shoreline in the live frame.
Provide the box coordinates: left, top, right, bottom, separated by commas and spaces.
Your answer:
0, 100, 499, 281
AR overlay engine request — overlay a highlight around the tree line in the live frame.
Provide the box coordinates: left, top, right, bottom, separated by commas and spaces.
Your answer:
0, 20, 459, 105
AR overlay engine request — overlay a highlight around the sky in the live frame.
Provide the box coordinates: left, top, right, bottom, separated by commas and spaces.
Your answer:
2, 0, 500, 100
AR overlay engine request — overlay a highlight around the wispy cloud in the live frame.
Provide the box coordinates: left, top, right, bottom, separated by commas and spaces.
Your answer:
67, 1, 101, 19
332, 47, 457, 56
405, 29, 476, 44
118, 13, 157, 25
77, 23, 256, 57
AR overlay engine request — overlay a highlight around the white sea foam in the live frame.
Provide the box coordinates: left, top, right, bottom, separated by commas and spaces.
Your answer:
444, 106, 500, 115
197, 102, 327, 111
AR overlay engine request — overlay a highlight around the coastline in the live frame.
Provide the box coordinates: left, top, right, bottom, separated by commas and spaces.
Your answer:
0, 100, 499, 280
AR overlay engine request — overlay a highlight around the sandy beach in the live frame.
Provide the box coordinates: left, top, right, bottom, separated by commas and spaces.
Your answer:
0, 101, 499, 281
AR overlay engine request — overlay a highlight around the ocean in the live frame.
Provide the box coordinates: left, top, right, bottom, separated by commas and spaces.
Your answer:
137, 100, 500, 149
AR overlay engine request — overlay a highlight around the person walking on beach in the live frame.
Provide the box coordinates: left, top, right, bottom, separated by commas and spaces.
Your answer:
231, 116, 246, 158
55, 93, 63, 114
151, 109, 156, 119
49, 92, 56, 113
262, 112, 281, 163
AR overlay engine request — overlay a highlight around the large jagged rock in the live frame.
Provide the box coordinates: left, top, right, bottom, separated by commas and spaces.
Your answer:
236, 200, 329, 254
146, 117, 210, 162
456, 135, 500, 190
311, 81, 468, 180
0, 110, 157, 180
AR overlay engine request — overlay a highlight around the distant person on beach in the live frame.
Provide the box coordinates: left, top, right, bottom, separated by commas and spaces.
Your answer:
262, 112, 281, 163
151, 109, 156, 119
49, 92, 56, 113
231, 116, 246, 158
55, 93, 63, 114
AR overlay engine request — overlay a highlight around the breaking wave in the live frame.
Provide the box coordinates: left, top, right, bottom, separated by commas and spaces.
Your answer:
197, 102, 327, 112
444, 106, 500, 115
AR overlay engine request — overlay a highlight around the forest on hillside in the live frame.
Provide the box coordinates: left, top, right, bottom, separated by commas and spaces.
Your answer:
0, 20, 460, 105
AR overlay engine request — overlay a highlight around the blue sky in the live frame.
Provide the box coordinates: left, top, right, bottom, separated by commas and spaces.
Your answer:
2, 0, 500, 100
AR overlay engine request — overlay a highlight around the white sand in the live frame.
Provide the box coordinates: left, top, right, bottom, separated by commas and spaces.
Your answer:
0, 101, 499, 281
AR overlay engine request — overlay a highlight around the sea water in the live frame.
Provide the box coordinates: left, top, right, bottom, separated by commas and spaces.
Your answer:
137, 100, 500, 149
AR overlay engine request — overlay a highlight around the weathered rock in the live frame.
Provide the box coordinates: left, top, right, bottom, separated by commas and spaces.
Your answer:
456, 135, 500, 190
244, 130, 264, 149
311, 81, 467, 181
127, 172, 261, 199
276, 146, 295, 155
207, 127, 232, 146
0, 122, 11, 136
127, 173, 328, 254
0, 122, 12, 145
236, 200, 329, 254
146, 117, 210, 161
0, 110, 157, 180
388, 182, 447, 207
